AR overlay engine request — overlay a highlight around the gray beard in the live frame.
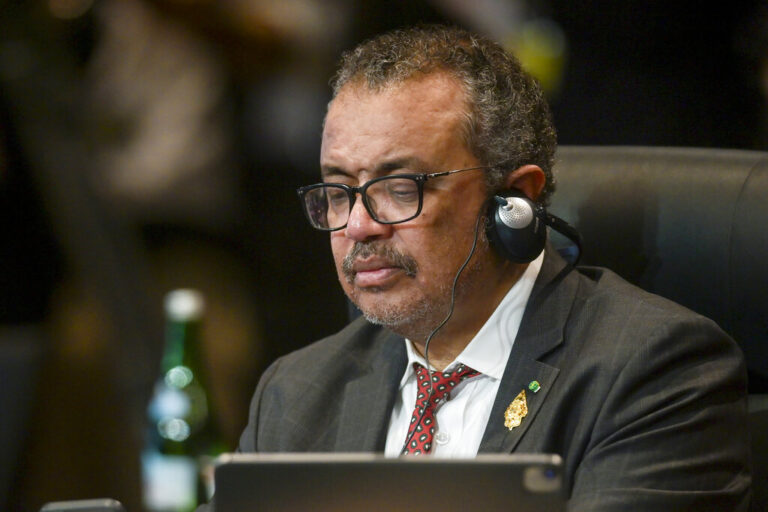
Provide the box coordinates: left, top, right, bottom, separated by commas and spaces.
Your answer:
358, 287, 444, 338
356, 245, 486, 342
346, 213, 491, 341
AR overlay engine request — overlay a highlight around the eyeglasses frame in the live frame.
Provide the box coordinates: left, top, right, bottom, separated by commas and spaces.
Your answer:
297, 165, 493, 231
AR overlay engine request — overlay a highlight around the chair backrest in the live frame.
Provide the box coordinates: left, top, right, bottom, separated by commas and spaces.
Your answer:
549, 146, 768, 393
549, 145, 768, 512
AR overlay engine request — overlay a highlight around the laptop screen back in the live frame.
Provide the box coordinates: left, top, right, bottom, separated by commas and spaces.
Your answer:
213, 452, 565, 512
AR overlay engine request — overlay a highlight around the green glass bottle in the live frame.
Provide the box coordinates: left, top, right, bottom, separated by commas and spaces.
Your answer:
142, 289, 227, 512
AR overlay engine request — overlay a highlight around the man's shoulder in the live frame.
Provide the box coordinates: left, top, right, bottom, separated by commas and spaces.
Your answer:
538, 262, 745, 370
574, 264, 714, 325
558, 264, 743, 370
524, 261, 737, 376
536, 248, 711, 331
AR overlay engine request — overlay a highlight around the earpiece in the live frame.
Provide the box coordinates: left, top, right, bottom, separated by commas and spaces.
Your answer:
486, 191, 547, 263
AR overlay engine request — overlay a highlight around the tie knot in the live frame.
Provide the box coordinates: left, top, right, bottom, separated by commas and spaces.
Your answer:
413, 362, 479, 403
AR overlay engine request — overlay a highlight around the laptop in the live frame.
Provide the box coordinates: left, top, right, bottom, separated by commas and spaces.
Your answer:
213, 452, 565, 511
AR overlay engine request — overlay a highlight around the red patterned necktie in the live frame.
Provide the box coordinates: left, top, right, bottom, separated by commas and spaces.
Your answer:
402, 362, 480, 455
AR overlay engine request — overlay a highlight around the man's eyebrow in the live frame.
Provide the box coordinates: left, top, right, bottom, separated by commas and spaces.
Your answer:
320, 166, 352, 180
375, 157, 429, 174
320, 157, 430, 180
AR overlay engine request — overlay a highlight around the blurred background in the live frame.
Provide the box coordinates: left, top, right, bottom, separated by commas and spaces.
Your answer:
1, 0, 767, 510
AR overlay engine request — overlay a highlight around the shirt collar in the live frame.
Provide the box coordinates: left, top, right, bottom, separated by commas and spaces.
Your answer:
399, 250, 544, 386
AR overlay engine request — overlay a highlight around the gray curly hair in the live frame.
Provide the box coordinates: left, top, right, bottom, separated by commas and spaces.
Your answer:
329, 24, 557, 205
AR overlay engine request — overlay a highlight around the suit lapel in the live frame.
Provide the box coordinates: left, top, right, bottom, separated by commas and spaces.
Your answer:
333, 330, 407, 452
480, 246, 577, 453
479, 352, 560, 452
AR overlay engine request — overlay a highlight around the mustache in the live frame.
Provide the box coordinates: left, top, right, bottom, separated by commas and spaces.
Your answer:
341, 242, 419, 282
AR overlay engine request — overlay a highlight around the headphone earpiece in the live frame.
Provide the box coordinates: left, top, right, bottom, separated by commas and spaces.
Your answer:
486, 190, 548, 263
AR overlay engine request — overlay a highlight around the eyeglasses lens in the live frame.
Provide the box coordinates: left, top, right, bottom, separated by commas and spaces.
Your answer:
303, 177, 421, 229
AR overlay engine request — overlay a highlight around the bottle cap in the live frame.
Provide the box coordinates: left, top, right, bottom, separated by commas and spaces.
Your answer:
165, 289, 205, 321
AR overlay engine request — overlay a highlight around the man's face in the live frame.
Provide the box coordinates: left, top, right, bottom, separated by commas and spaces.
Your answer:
320, 73, 501, 337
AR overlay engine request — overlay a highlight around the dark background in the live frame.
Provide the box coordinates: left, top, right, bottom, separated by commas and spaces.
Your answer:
1, 0, 767, 510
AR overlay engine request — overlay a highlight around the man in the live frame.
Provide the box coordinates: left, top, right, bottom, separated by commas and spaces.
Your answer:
238, 25, 751, 510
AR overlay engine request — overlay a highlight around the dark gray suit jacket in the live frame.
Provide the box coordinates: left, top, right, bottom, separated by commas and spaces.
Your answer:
238, 249, 751, 511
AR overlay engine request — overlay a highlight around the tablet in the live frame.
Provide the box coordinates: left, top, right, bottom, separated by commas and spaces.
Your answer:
213, 452, 565, 511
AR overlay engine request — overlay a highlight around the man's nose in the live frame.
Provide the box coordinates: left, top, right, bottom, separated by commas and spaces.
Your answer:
344, 196, 391, 242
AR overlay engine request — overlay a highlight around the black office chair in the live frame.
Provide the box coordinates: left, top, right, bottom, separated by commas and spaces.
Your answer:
549, 145, 768, 512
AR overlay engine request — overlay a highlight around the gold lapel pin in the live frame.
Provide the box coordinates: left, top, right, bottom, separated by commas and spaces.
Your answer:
504, 389, 528, 430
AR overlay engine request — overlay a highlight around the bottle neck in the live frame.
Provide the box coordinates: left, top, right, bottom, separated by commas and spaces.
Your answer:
161, 318, 205, 379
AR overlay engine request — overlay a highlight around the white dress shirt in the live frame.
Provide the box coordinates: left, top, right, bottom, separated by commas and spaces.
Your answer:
384, 251, 544, 457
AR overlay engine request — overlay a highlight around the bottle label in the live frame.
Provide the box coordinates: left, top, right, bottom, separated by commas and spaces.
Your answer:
142, 451, 197, 511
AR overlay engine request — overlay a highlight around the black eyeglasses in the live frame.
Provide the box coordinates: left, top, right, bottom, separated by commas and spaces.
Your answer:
297, 166, 491, 231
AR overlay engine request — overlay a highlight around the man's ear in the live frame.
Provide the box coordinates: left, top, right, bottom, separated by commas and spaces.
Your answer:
503, 165, 546, 201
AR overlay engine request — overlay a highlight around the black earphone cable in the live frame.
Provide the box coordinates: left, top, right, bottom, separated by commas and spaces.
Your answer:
400, 209, 486, 454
